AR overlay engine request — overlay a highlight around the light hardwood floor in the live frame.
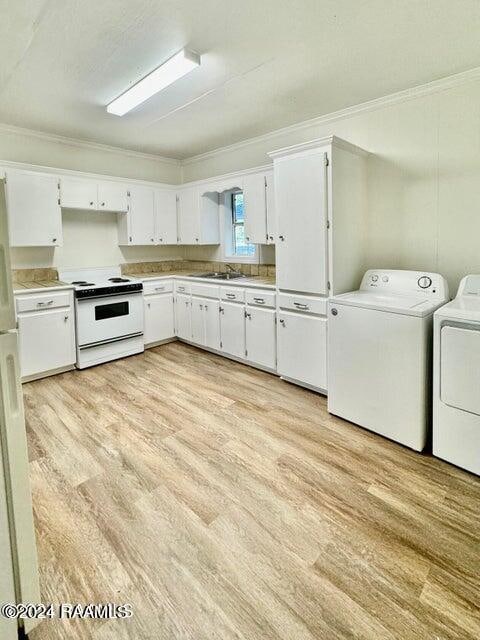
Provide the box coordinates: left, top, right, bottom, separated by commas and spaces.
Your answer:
24, 342, 479, 640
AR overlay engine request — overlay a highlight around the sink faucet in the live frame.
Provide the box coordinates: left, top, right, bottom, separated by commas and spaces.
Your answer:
225, 264, 236, 273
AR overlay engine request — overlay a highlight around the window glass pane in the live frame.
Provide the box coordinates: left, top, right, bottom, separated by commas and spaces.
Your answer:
230, 191, 255, 257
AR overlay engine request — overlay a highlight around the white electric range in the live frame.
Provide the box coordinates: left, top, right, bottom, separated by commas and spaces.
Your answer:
59, 266, 144, 369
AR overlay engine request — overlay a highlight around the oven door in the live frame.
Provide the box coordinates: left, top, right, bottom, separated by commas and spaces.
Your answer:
76, 292, 144, 347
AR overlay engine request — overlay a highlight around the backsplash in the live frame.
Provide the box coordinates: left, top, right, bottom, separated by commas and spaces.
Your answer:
12, 268, 59, 283
121, 260, 276, 277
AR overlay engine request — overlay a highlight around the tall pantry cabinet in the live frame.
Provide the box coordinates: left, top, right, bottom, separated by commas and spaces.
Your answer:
269, 136, 368, 393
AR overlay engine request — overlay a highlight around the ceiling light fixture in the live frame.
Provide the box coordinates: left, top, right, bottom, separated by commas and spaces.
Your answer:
106, 48, 201, 116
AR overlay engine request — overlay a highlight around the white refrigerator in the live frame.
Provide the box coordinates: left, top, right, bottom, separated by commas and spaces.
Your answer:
0, 178, 40, 638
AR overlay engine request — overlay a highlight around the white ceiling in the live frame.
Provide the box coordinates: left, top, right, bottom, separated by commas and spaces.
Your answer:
1, 0, 480, 159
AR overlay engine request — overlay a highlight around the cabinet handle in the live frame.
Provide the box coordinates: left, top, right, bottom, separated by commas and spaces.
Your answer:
129, 236, 132, 242
219, 307, 224, 314
89, 201, 94, 206
64, 315, 69, 321
279, 235, 285, 241
52, 237, 57, 243
246, 236, 250, 241
294, 302, 309, 310
147, 303, 151, 308
269, 235, 274, 241
195, 238, 199, 242
37, 300, 54, 307
154, 286, 165, 291
101, 202, 105, 206
279, 319, 286, 326
245, 311, 251, 319
159, 238, 163, 242
205, 305, 208, 310
226, 293, 235, 299
199, 304, 203, 310
151, 238, 154, 242
253, 297, 265, 304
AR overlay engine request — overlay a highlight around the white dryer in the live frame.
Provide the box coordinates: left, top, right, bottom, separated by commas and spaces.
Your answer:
328, 270, 449, 451
433, 275, 480, 475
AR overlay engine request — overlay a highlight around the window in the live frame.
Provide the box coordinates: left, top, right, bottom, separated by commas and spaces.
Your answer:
231, 192, 255, 257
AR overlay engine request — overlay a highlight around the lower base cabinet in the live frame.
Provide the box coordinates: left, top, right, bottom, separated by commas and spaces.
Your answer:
175, 293, 192, 340
277, 310, 327, 390
18, 308, 75, 379
191, 297, 220, 348
245, 306, 276, 370
220, 301, 246, 358
144, 293, 175, 345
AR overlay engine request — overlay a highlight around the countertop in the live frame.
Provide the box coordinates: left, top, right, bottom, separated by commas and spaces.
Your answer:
13, 280, 74, 294
132, 270, 276, 289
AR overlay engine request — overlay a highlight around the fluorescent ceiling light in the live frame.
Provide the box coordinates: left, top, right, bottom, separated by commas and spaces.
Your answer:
107, 48, 200, 116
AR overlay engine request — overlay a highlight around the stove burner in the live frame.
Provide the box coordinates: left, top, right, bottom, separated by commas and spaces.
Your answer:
108, 277, 130, 283
71, 280, 88, 285
76, 282, 95, 287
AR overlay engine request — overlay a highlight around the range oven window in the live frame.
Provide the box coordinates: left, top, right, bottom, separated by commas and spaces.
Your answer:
95, 300, 129, 321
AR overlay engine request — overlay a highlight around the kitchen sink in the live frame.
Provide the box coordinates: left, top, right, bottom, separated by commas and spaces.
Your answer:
189, 271, 246, 280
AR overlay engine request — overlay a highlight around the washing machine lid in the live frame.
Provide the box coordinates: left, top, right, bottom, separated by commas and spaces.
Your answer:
331, 290, 441, 317
441, 325, 480, 415
435, 296, 480, 322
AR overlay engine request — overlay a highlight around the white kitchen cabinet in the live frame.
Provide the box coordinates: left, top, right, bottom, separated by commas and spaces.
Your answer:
243, 170, 275, 245
6, 170, 62, 247
191, 296, 220, 349
269, 136, 367, 297
97, 181, 129, 212
144, 292, 175, 346
273, 150, 328, 295
175, 293, 192, 340
277, 310, 327, 391
60, 177, 97, 210
177, 186, 219, 245
61, 177, 128, 213
204, 298, 220, 350
245, 306, 276, 370
118, 185, 155, 246
155, 189, 177, 244
17, 307, 75, 379
220, 301, 245, 359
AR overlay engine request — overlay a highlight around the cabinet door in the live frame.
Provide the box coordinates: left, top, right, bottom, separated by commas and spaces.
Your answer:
220, 302, 245, 358
128, 186, 155, 245
175, 293, 192, 340
98, 182, 129, 212
7, 170, 62, 247
155, 189, 177, 244
60, 177, 97, 210
246, 306, 276, 369
18, 309, 76, 378
275, 151, 328, 295
265, 170, 276, 244
191, 298, 206, 345
177, 187, 199, 244
277, 311, 327, 390
144, 293, 174, 346
204, 298, 220, 350
243, 172, 267, 244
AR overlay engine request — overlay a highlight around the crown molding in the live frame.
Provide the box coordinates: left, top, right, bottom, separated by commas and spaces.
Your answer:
0, 122, 181, 165
182, 65, 480, 166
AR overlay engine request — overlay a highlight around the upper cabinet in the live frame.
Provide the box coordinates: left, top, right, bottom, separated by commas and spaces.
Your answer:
243, 170, 275, 245
5, 170, 62, 247
155, 189, 177, 245
117, 187, 178, 246
177, 186, 219, 245
60, 177, 128, 212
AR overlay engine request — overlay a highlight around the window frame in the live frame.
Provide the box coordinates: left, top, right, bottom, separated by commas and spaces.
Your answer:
222, 189, 258, 263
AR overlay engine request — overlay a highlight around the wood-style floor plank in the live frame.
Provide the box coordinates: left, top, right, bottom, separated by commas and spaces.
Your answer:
24, 342, 480, 640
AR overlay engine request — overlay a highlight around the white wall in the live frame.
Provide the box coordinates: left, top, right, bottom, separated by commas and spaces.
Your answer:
0, 125, 185, 269
182, 77, 480, 293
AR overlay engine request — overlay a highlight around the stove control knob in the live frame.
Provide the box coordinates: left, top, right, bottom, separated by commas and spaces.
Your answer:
418, 276, 432, 289
382, 275, 389, 283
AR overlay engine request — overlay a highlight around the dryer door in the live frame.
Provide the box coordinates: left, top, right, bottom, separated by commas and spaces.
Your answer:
441, 325, 480, 415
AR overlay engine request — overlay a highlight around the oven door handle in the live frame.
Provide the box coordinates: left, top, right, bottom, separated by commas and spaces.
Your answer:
76, 290, 143, 301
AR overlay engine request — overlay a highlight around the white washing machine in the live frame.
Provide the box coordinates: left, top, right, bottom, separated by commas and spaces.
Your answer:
328, 269, 449, 451
433, 275, 480, 475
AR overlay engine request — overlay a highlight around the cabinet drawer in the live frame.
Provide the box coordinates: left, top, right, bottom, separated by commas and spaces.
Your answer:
245, 289, 276, 308
16, 291, 72, 313
221, 287, 245, 303
143, 280, 173, 296
175, 281, 191, 295
191, 283, 220, 299
278, 292, 327, 315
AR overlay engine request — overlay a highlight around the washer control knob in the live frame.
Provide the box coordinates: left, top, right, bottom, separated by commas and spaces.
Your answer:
418, 276, 432, 289
382, 276, 389, 283
371, 274, 379, 282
